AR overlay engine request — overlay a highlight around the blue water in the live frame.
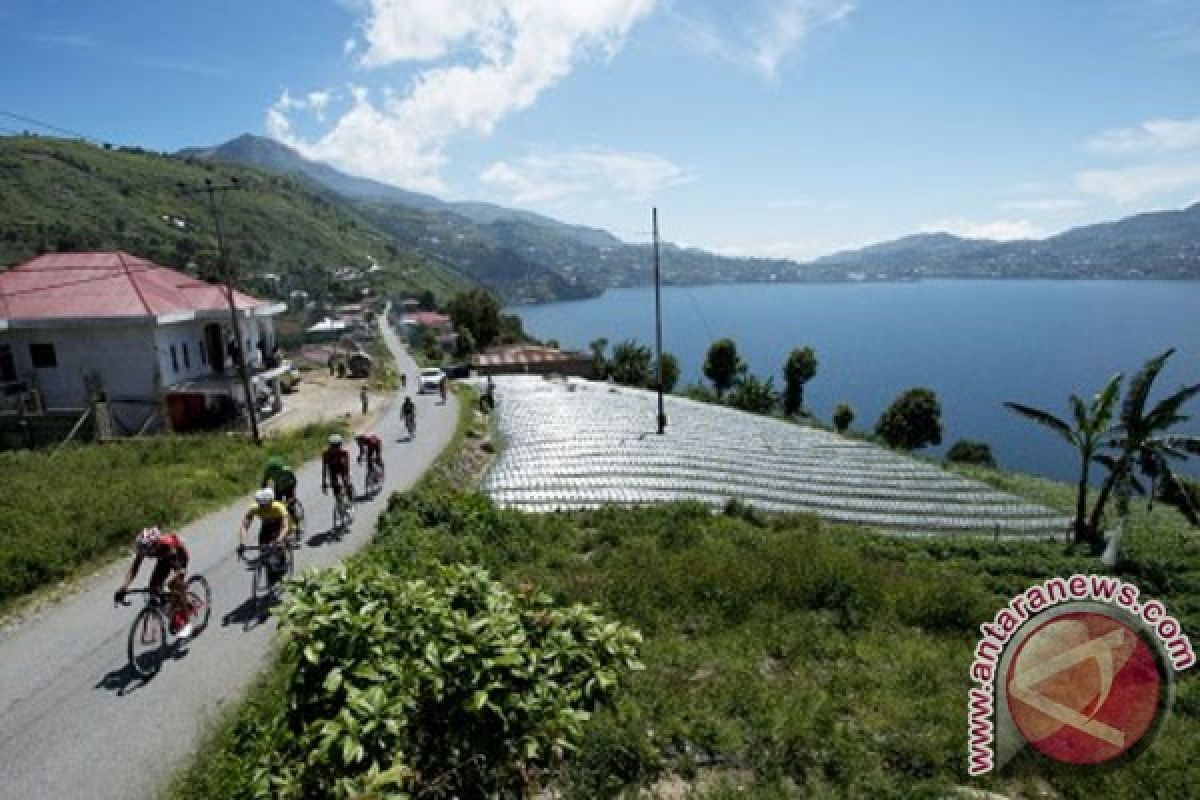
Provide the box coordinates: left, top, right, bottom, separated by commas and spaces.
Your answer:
511, 281, 1200, 484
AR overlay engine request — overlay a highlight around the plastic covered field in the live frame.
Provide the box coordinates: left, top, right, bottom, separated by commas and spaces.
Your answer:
480, 377, 1070, 538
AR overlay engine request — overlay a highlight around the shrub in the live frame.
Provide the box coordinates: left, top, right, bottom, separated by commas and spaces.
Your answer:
833, 402, 855, 433
728, 374, 777, 414
263, 562, 644, 798
875, 387, 943, 450
945, 439, 997, 468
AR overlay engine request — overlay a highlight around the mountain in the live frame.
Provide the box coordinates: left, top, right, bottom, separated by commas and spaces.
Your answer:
812, 206, 1200, 280
0, 135, 469, 303
181, 133, 1200, 299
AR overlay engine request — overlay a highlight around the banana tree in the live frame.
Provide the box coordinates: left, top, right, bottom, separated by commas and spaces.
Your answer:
1087, 349, 1200, 556
1005, 372, 1123, 546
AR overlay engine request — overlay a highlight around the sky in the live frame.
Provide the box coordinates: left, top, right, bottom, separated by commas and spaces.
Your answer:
2, 0, 1200, 259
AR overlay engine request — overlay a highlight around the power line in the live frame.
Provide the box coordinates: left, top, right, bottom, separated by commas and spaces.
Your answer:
0, 109, 100, 143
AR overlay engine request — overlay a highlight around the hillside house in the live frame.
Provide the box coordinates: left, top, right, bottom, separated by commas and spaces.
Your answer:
400, 310, 458, 351
470, 344, 593, 378
0, 251, 286, 435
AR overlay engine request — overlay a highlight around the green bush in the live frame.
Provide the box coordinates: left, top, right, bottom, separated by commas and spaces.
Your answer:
0, 424, 339, 606
259, 561, 643, 798
945, 439, 997, 468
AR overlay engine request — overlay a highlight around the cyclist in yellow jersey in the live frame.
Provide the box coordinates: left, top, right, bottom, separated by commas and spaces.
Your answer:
238, 487, 291, 554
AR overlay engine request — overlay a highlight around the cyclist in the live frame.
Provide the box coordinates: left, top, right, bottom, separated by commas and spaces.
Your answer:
321, 433, 353, 501
355, 431, 384, 475
401, 395, 416, 436
114, 527, 194, 638
261, 455, 300, 527
238, 487, 292, 581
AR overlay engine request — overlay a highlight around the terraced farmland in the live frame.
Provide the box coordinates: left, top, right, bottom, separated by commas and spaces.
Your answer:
480, 376, 1070, 538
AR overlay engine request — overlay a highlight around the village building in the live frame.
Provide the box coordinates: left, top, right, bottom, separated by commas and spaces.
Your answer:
469, 344, 593, 378
0, 251, 286, 437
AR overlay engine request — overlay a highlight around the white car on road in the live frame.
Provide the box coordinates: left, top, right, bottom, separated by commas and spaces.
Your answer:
418, 367, 446, 394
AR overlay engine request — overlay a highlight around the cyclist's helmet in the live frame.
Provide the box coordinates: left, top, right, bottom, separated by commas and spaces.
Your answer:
328, 433, 343, 446
136, 526, 162, 555
255, 487, 275, 507
265, 455, 284, 471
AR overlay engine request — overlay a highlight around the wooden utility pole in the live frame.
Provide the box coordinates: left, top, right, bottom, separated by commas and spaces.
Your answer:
179, 178, 261, 444
653, 207, 667, 435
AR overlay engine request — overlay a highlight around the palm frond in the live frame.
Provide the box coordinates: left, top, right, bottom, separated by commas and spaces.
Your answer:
1158, 468, 1200, 526
1156, 435, 1200, 456
1092, 453, 1121, 472
1004, 402, 1075, 444
1070, 394, 1088, 432
1144, 383, 1200, 432
1122, 349, 1175, 425
1093, 373, 1123, 428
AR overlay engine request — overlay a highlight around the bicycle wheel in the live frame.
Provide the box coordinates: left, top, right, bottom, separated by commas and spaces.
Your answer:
291, 499, 306, 541
252, 558, 271, 603
127, 607, 168, 678
186, 575, 212, 634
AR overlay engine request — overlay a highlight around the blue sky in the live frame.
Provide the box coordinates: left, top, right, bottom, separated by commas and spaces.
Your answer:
3, 0, 1200, 259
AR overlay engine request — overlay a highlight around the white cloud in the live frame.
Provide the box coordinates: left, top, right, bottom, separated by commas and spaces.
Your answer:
269, 0, 656, 192
997, 197, 1083, 212
920, 218, 1043, 241
710, 239, 834, 261
1085, 117, 1200, 155
343, 37, 357, 55
677, 0, 853, 79
480, 148, 691, 205
1075, 162, 1200, 204
307, 90, 332, 121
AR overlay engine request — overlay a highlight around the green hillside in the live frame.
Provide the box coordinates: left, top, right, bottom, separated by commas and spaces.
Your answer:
0, 135, 470, 301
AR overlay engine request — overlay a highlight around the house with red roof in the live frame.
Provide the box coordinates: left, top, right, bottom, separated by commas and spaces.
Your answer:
0, 251, 286, 434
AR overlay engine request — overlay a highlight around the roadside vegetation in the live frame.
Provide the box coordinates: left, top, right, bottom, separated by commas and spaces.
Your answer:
0, 423, 341, 611
172, 467, 1200, 798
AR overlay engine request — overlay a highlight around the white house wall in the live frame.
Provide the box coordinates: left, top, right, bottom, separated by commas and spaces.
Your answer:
2, 324, 158, 408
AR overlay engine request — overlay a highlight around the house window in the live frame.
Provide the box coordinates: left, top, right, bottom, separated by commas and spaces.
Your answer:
170, 344, 179, 373
0, 344, 15, 382
199, 339, 207, 366
30, 342, 57, 368
182, 342, 191, 370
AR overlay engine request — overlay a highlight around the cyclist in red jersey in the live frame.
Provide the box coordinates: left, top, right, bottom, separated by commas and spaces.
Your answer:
321, 433, 353, 499
114, 527, 194, 638
355, 431, 384, 472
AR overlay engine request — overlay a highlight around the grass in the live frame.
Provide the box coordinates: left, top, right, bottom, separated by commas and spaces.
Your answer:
0, 422, 342, 612
168, 457, 1200, 798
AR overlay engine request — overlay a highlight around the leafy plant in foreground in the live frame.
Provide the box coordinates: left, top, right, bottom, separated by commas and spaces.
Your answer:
259, 562, 643, 798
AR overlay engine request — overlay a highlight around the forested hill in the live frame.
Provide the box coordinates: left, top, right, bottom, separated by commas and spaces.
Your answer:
809, 203, 1200, 280
184, 134, 1200, 297
0, 135, 469, 303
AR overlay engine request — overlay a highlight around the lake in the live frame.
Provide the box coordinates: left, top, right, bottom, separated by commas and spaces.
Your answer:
511, 281, 1200, 484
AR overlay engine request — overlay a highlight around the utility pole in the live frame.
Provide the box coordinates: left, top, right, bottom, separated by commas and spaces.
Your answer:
653, 207, 667, 435
179, 177, 261, 445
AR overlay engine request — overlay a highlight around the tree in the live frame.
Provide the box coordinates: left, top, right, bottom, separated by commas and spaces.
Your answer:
417, 289, 437, 311
454, 325, 477, 358
833, 402, 855, 433
875, 388, 943, 450
1086, 349, 1200, 549
782, 347, 818, 416
609, 340, 653, 387
545, 338, 560, 349
447, 289, 502, 350
656, 352, 680, 393
703, 338, 744, 400
728, 374, 777, 414
588, 337, 609, 380
1005, 373, 1122, 546
946, 439, 997, 468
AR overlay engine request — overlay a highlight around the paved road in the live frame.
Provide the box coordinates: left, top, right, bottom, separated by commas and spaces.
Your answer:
0, 319, 459, 800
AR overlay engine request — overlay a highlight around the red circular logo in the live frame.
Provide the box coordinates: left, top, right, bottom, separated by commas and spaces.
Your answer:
1005, 611, 1164, 764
